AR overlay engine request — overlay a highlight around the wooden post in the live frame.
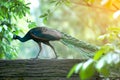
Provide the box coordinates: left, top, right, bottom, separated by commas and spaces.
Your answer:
0, 59, 98, 80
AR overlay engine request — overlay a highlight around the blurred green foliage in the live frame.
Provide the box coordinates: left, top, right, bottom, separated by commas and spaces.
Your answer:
0, 0, 30, 59
39, 0, 71, 24
66, 0, 120, 79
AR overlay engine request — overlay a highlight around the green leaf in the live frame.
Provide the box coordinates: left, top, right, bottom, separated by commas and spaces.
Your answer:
67, 64, 77, 78
0, 27, 2, 32
26, 3, 31, 5
96, 59, 110, 77
112, 53, 120, 64
64, 0, 71, 6
3, 25, 8, 30
39, 13, 48, 18
55, 1, 62, 6
105, 53, 120, 65
50, 0, 56, 3
0, 53, 4, 58
28, 22, 37, 28
97, 35, 106, 40
80, 59, 95, 80
47, 9, 51, 14
98, 66, 109, 77
94, 48, 105, 60
75, 63, 83, 73
43, 17, 48, 24
94, 45, 111, 60
96, 57, 106, 70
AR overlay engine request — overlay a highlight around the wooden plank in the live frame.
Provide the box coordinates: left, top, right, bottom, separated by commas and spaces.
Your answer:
0, 59, 98, 80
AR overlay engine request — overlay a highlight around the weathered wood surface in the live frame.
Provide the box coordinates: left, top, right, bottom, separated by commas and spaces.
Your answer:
0, 59, 98, 80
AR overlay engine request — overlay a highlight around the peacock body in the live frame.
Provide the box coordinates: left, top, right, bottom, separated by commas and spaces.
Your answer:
13, 26, 99, 59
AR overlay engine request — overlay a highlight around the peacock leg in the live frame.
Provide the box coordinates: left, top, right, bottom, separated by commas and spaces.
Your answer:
43, 42, 58, 59
35, 42, 42, 59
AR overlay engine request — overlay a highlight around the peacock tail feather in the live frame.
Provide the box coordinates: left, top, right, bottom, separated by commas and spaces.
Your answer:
60, 32, 100, 58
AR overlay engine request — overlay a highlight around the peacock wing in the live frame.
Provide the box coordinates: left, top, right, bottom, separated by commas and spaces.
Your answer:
41, 29, 62, 40
30, 27, 62, 41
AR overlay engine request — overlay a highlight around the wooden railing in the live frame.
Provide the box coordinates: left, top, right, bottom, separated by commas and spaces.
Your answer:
0, 59, 100, 80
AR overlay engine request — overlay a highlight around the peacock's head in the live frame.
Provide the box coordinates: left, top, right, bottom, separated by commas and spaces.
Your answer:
13, 35, 19, 39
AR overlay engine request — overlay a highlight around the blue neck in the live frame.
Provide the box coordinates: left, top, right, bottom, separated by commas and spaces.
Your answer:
16, 36, 30, 42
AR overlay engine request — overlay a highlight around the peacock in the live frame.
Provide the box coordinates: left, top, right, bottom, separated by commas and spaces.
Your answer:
13, 26, 99, 59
